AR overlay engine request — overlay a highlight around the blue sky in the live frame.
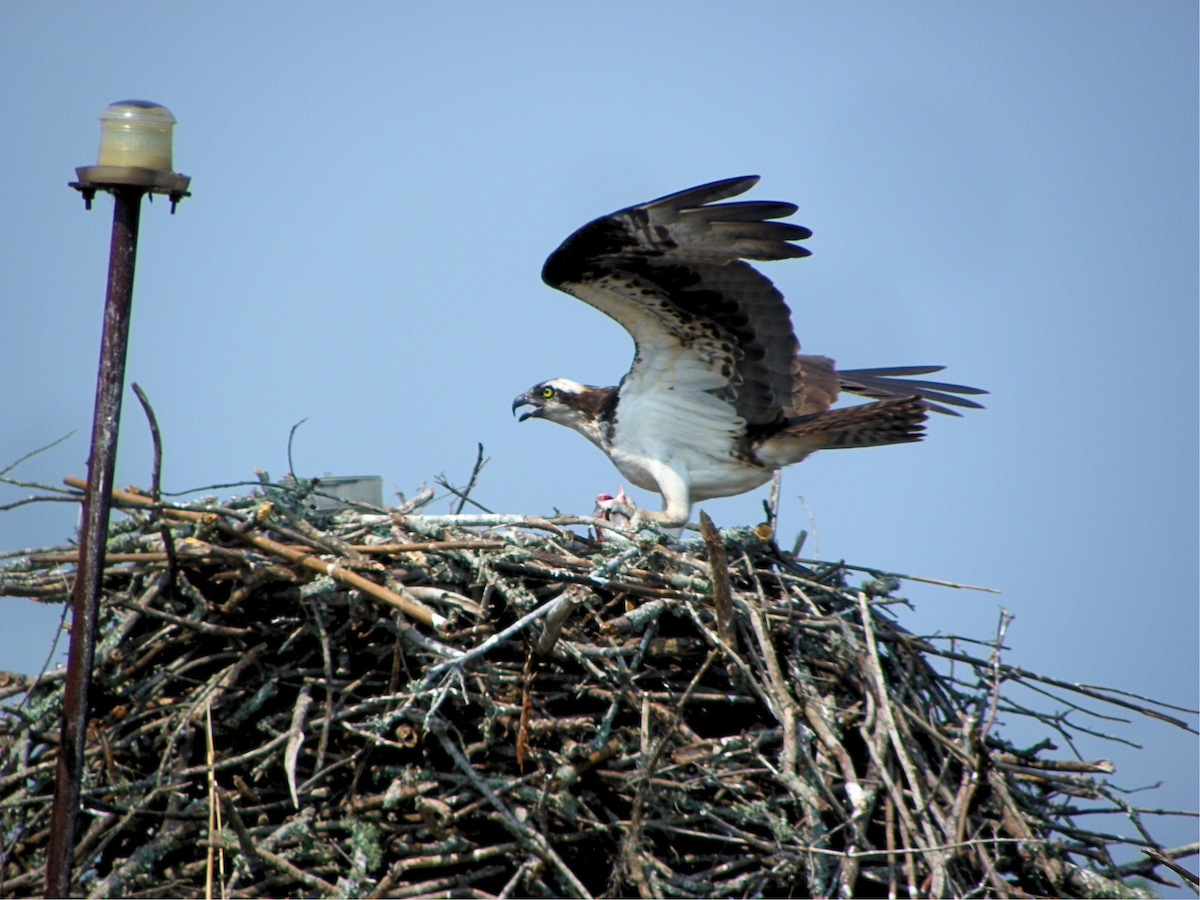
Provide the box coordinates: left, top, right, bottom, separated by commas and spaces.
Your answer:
2, 2, 1196, 861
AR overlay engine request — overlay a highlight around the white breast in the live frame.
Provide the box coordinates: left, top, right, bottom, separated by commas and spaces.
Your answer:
608, 387, 775, 502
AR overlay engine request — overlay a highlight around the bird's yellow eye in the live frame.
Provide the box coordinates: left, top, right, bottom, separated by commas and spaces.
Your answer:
541, 386, 555, 399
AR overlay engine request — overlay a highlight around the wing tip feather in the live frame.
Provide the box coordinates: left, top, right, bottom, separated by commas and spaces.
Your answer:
642, 175, 761, 211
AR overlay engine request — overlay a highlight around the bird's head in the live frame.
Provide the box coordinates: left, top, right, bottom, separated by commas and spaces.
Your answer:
512, 379, 616, 444
512, 379, 590, 425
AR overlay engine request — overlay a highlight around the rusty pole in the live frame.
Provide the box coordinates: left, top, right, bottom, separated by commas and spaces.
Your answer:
44, 185, 144, 899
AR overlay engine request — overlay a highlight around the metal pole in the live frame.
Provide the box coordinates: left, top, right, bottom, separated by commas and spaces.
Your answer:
45, 185, 144, 899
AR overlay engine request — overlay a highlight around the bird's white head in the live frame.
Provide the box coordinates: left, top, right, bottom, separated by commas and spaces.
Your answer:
512, 378, 616, 445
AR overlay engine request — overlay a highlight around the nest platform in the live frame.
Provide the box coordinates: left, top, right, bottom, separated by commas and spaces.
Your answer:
1, 476, 1196, 898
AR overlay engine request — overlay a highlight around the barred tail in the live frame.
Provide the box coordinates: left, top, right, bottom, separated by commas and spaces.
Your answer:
790, 396, 927, 448
758, 397, 928, 467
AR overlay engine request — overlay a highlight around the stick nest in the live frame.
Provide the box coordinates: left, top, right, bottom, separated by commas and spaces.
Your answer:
1, 478, 1195, 898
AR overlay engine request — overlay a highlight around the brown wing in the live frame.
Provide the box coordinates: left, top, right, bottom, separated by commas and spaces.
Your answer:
542, 176, 811, 427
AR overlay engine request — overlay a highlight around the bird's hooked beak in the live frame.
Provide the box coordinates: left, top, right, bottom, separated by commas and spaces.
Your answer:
512, 391, 543, 422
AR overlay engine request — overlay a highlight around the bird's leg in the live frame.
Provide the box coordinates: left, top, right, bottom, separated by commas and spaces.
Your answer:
593, 464, 691, 535
623, 462, 692, 532
627, 508, 688, 536
594, 490, 677, 533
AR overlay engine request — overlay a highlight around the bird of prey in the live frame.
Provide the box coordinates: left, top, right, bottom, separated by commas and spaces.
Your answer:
512, 176, 985, 529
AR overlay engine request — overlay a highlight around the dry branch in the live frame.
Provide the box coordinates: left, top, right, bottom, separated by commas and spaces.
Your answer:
0, 476, 1195, 898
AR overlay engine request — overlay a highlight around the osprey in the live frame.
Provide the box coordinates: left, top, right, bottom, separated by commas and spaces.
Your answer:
513, 176, 985, 528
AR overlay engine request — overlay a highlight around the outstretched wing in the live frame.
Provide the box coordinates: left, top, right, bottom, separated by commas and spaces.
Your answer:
541, 176, 811, 427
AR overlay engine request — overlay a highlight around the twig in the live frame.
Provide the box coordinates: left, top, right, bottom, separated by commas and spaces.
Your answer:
218, 788, 339, 897
793, 557, 1000, 593
429, 719, 594, 899
13, 602, 69, 714
857, 590, 949, 894
353, 540, 507, 553
450, 443, 492, 515
535, 584, 586, 656
286, 418, 308, 483
307, 598, 335, 773
980, 607, 1013, 742
130, 383, 177, 579
395, 512, 633, 539
925, 640, 1198, 732
204, 701, 226, 900
107, 598, 250, 637
63, 476, 447, 629
284, 685, 312, 809
699, 511, 734, 651
0, 432, 76, 479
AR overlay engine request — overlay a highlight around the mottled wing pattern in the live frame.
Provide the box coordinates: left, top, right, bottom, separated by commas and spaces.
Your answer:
541, 176, 811, 428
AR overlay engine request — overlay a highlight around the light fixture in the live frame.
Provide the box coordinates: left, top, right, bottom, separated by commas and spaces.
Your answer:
72, 100, 190, 210
97, 100, 177, 170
